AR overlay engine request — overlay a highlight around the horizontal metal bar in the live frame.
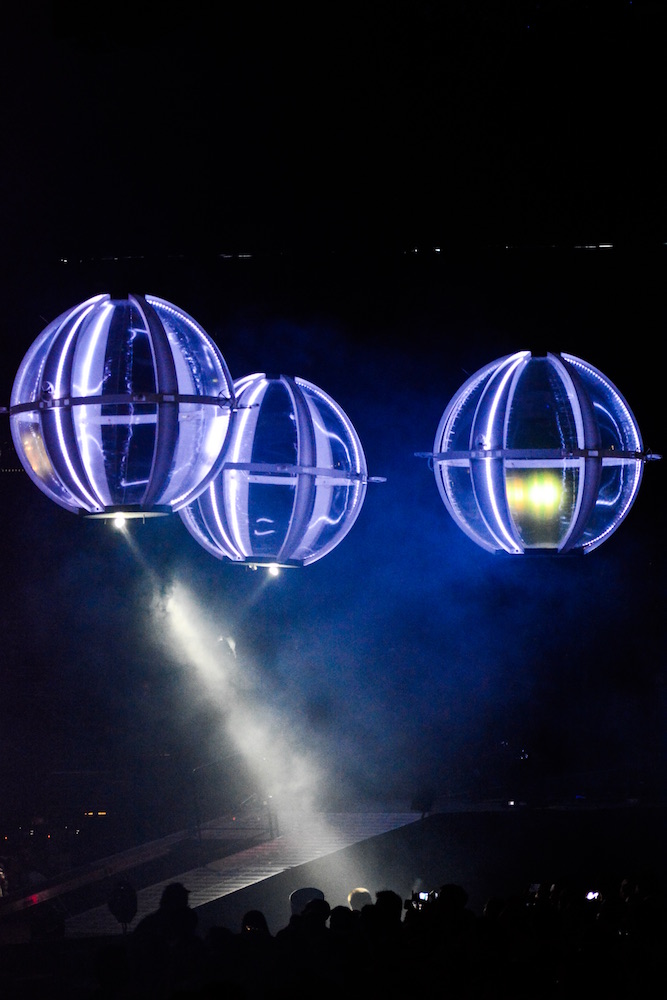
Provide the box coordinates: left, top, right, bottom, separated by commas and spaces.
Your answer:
9, 393, 233, 415
222, 462, 370, 481
429, 448, 647, 461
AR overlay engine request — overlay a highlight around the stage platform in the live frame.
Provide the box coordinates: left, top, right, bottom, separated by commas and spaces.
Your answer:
1, 797, 663, 942
63, 805, 423, 937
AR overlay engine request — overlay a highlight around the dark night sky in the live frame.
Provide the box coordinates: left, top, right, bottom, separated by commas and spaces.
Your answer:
0, 2, 664, 833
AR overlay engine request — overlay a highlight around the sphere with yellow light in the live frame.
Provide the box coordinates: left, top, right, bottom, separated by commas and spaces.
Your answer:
426, 351, 657, 555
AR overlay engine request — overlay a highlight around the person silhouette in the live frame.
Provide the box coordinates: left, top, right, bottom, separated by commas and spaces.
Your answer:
347, 887, 373, 912
130, 882, 206, 995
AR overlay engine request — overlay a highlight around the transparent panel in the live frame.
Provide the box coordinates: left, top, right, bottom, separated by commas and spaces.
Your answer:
10, 413, 77, 510
294, 480, 367, 564
13, 353, 41, 407
147, 296, 234, 399
11, 330, 54, 406
101, 308, 155, 397
251, 382, 298, 464
434, 358, 509, 455
246, 480, 298, 557
437, 464, 498, 552
469, 456, 524, 553
104, 406, 156, 507
179, 499, 237, 560
70, 401, 153, 508
11, 296, 109, 409
163, 403, 232, 509
579, 459, 644, 551
505, 360, 579, 451
11, 407, 106, 513
505, 465, 579, 549
298, 378, 366, 476
562, 353, 643, 452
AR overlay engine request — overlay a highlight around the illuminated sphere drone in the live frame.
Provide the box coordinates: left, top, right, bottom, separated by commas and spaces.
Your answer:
180, 372, 379, 567
9, 293, 235, 517
426, 350, 656, 555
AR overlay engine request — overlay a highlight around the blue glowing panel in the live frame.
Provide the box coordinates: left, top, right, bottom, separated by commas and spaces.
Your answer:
430, 351, 647, 555
10, 294, 235, 516
180, 373, 369, 566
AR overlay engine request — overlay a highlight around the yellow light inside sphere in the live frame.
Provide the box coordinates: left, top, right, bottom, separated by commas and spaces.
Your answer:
506, 472, 562, 516
527, 476, 560, 511
21, 424, 54, 478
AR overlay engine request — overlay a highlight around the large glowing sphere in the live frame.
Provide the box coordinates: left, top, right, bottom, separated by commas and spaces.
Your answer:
429, 351, 652, 554
180, 373, 372, 567
10, 294, 235, 517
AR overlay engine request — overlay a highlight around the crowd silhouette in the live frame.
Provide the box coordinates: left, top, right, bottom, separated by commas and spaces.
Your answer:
72, 869, 664, 999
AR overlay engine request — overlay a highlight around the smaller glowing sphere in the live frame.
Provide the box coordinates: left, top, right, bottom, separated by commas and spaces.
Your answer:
428, 351, 653, 555
10, 294, 235, 517
180, 373, 372, 567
